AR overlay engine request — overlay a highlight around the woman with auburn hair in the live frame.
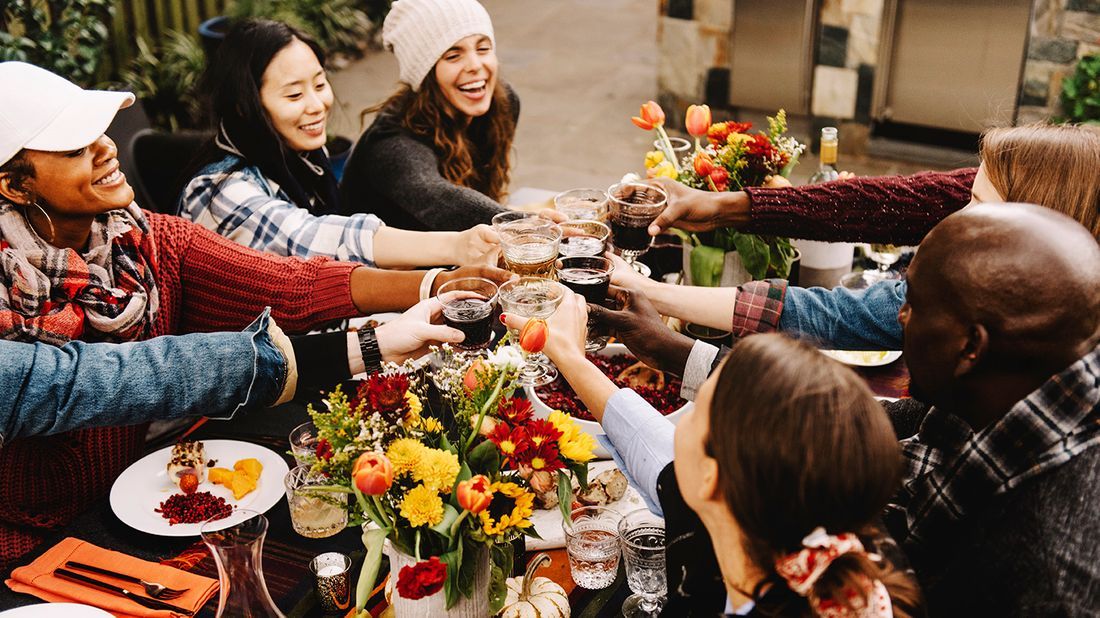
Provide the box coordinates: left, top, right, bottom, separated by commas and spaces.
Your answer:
612, 123, 1100, 352
338, 0, 517, 231
179, 18, 499, 267
504, 296, 922, 617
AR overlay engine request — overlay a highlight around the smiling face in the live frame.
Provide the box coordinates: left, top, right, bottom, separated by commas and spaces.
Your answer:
4, 135, 134, 217
433, 34, 498, 118
258, 38, 333, 152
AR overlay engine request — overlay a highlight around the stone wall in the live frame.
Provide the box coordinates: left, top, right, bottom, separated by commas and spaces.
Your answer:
1020, 0, 1100, 123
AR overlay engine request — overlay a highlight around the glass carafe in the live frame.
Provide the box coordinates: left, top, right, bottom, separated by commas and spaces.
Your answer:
201, 510, 286, 617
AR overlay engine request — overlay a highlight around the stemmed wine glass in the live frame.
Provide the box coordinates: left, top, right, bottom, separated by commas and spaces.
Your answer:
618, 508, 667, 617
498, 277, 566, 386
607, 182, 667, 277
840, 244, 904, 289
494, 214, 562, 280
554, 188, 609, 221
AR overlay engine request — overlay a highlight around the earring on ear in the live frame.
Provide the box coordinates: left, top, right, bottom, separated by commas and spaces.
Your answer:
26, 201, 56, 244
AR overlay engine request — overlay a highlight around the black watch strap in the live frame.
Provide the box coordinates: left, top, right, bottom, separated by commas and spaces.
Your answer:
357, 327, 383, 374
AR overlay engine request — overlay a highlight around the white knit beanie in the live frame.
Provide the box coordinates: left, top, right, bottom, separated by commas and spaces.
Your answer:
383, 0, 495, 91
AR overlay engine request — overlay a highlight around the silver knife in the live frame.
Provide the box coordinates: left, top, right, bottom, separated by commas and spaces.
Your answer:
53, 567, 195, 615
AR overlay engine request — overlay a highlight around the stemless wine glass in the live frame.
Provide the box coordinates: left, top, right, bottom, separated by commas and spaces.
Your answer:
554, 188, 609, 221
607, 181, 667, 277
563, 506, 623, 590
558, 220, 611, 258
289, 421, 318, 466
618, 508, 667, 617
436, 277, 499, 351
497, 215, 563, 279
284, 465, 348, 539
498, 277, 565, 386
559, 256, 613, 352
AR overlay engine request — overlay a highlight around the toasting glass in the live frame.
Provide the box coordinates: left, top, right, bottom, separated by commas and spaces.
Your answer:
498, 277, 565, 386
618, 508, 667, 617
607, 182, 667, 277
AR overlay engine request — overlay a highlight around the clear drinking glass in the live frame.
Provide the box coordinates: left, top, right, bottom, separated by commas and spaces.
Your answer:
655, 137, 691, 168
498, 277, 566, 386
562, 506, 623, 590
284, 465, 348, 539
491, 210, 537, 230
497, 215, 562, 280
554, 188, 609, 221
559, 256, 613, 352
289, 421, 318, 467
437, 277, 499, 351
618, 508, 667, 617
558, 220, 611, 258
840, 244, 904, 289
607, 182, 667, 277
201, 510, 285, 617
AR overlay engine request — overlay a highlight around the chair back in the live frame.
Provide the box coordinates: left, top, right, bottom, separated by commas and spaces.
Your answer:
127, 129, 213, 214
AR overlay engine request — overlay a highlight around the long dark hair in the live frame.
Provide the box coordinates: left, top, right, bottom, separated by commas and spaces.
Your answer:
196, 19, 340, 213
368, 74, 515, 202
708, 334, 922, 617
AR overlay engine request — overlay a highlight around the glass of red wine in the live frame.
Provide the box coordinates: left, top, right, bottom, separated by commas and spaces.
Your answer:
436, 277, 499, 351
559, 256, 614, 351
607, 182, 667, 277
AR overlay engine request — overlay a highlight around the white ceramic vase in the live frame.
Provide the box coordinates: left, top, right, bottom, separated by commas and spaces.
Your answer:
384, 542, 490, 617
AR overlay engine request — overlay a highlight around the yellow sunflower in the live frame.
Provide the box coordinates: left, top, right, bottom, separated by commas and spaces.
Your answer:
400, 484, 444, 527
413, 448, 460, 493
387, 438, 427, 476
479, 481, 534, 536
547, 410, 596, 463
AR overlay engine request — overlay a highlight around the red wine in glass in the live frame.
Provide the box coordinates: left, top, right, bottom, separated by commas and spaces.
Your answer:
442, 297, 494, 350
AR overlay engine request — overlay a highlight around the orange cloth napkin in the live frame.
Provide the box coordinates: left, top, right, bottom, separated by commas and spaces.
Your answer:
5, 537, 218, 617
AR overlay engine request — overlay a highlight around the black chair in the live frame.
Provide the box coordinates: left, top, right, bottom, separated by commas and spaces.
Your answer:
126, 128, 213, 214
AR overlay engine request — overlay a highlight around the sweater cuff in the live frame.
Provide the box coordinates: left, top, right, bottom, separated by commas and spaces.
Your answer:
312, 261, 361, 323
730, 279, 788, 337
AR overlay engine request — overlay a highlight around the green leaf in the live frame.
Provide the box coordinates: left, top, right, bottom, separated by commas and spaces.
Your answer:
356, 527, 389, 610
556, 471, 573, 522
454, 540, 480, 607
524, 526, 545, 541
431, 504, 461, 539
467, 438, 501, 474
488, 543, 514, 614
440, 542, 464, 608
780, 150, 801, 178
667, 227, 696, 245
570, 462, 589, 489
689, 244, 726, 287
730, 233, 770, 280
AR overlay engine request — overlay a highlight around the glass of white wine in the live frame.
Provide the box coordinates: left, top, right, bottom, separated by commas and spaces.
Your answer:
841, 244, 904, 289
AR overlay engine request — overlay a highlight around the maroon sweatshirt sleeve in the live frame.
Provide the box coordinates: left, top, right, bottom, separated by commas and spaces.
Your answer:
743, 167, 977, 245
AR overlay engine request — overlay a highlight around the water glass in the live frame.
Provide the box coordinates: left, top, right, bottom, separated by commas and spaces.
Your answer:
437, 277, 499, 351
310, 552, 352, 613
284, 465, 348, 539
554, 188, 609, 221
654, 137, 691, 168
607, 182, 667, 277
558, 220, 611, 258
498, 277, 566, 386
563, 506, 623, 590
618, 508, 667, 617
496, 215, 562, 279
559, 256, 613, 352
289, 421, 318, 466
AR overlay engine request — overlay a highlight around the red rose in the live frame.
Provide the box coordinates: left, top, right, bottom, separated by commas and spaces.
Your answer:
396, 556, 447, 600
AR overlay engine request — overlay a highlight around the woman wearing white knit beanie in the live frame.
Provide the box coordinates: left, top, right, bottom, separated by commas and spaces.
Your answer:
339, 0, 521, 232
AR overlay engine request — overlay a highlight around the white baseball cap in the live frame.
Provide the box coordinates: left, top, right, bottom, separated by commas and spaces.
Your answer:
0, 61, 135, 167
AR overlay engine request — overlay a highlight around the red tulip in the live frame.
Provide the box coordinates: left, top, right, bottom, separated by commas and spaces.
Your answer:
352, 452, 394, 496
685, 104, 711, 137
456, 475, 494, 514
709, 167, 730, 192
693, 151, 715, 177
518, 318, 548, 354
631, 100, 665, 131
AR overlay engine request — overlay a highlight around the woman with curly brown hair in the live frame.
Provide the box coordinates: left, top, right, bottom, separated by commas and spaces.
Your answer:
338, 0, 518, 231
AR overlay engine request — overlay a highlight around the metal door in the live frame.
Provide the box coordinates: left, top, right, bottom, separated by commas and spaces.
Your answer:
729, 0, 818, 114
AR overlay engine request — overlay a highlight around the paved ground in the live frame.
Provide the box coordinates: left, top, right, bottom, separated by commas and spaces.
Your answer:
329, 0, 962, 201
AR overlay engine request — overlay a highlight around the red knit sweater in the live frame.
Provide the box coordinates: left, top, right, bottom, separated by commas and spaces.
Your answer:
0, 213, 360, 568
745, 167, 977, 245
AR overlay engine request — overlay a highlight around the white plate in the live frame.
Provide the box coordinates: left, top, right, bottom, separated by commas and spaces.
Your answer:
527, 460, 649, 551
820, 350, 902, 367
0, 605, 112, 617
109, 439, 289, 537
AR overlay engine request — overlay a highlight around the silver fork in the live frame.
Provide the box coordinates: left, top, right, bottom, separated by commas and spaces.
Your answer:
64, 561, 190, 600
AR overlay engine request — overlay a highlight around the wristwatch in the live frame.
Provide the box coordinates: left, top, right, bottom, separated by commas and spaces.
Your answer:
356, 327, 383, 374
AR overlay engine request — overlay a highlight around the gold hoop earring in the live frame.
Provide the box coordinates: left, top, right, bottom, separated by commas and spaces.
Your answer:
26, 201, 56, 244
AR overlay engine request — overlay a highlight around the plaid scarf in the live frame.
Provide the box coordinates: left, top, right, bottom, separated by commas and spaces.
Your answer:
894, 344, 1100, 550
0, 201, 159, 344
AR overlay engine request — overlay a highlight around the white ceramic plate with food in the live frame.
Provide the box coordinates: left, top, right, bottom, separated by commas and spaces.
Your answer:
0, 605, 113, 617
110, 439, 289, 537
820, 350, 902, 367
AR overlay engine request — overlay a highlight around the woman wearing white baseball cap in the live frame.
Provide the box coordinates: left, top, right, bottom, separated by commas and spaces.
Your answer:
339, 0, 520, 231
0, 60, 501, 567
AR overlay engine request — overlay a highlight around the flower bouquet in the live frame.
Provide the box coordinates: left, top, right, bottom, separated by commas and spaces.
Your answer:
632, 101, 806, 284
306, 327, 595, 614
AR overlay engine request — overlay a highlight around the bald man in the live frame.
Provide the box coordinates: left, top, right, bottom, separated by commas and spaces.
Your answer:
887, 203, 1100, 615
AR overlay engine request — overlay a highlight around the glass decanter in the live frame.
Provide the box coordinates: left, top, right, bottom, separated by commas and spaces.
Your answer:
201, 510, 286, 617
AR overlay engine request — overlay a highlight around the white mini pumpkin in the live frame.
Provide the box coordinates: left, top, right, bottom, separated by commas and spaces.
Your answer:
499, 553, 570, 617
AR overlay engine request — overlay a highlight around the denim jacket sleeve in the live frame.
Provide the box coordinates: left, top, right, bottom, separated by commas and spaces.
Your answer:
779, 280, 907, 350
0, 310, 286, 446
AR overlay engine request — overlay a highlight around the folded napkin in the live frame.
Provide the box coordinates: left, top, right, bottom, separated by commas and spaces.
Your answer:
6, 537, 218, 617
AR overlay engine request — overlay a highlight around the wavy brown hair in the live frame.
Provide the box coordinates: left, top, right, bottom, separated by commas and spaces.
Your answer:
980, 123, 1100, 238
707, 334, 923, 617
367, 77, 515, 202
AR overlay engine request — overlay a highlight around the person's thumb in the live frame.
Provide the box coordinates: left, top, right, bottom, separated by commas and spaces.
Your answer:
586, 303, 624, 328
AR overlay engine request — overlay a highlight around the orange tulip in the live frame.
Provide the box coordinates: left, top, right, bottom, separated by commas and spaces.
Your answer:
631, 100, 665, 131
518, 318, 548, 354
456, 475, 494, 514
463, 359, 486, 392
352, 452, 394, 496
693, 151, 715, 177
685, 104, 711, 137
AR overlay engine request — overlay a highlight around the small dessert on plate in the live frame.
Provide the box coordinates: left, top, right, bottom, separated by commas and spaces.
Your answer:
167, 441, 206, 490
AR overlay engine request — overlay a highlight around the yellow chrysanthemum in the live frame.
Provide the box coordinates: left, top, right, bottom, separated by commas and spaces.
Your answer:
404, 392, 423, 427
649, 160, 677, 179
727, 132, 753, 145
643, 150, 665, 169
413, 448, 460, 493
387, 438, 427, 476
548, 410, 596, 462
479, 481, 534, 536
421, 417, 443, 433
400, 484, 444, 527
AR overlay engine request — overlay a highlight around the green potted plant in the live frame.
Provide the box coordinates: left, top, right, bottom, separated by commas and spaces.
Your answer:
0, 0, 114, 87
1061, 53, 1100, 125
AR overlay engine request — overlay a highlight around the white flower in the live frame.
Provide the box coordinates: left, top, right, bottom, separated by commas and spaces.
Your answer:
488, 346, 524, 371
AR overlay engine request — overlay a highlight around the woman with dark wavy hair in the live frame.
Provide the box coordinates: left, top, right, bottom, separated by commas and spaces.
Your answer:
339, 0, 518, 231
